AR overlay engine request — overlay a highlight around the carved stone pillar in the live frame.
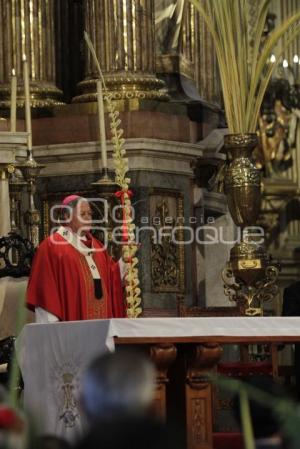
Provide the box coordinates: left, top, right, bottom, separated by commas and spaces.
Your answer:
73, 0, 168, 104
0, 0, 63, 109
150, 343, 177, 420
185, 343, 222, 449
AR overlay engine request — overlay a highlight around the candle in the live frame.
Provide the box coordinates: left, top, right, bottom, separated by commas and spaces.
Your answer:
293, 54, 299, 83
269, 54, 276, 79
282, 59, 289, 81
10, 69, 17, 132
96, 79, 108, 170
23, 54, 32, 151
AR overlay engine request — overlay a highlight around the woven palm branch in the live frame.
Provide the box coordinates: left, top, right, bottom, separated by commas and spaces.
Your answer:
84, 32, 142, 318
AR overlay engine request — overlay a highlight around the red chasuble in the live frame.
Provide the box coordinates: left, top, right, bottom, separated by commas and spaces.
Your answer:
27, 232, 125, 320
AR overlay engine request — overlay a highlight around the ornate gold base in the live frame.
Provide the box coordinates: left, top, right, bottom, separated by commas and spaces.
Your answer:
222, 241, 280, 316
72, 73, 169, 103
0, 82, 64, 109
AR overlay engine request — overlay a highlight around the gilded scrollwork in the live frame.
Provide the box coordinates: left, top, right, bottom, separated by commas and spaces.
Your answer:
224, 159, 261, 188
222, 263, 280, 316
150, 191, 184, 293
74, 76, 168, 103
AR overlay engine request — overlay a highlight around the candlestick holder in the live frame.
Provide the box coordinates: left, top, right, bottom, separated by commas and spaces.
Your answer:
16, 153, 45, 248
91, 169, 121, 259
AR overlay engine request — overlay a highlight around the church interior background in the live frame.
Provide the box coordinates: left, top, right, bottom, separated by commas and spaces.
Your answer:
1, 0, 300, 436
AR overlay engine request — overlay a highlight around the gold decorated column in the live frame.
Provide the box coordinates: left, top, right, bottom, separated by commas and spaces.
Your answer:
193, 6, 220, 105
155, 0, 195, 80
0, 0, 63, 109
154, 1, 221, 105
73, 0, 168, 104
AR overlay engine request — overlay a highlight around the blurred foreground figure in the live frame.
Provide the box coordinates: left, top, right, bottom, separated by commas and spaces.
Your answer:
78, 350, 178, 449
36, 435, 71, 449
76, 415, 170, 449
80, 350, 156, 424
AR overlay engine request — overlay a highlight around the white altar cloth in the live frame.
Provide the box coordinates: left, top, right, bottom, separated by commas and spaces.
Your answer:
18, 320, 114, 442
18, 317, 300, 441
108, 316, 300, 339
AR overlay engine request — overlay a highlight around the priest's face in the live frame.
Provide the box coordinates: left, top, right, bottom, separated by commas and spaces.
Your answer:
70, 200, 92, 235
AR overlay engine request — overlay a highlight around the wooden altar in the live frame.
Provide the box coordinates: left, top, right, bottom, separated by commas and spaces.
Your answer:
18, 317, 300, 448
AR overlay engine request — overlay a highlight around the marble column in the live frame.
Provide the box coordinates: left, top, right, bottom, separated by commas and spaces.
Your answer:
73, 0, 168, 104
0, 0, 63, 109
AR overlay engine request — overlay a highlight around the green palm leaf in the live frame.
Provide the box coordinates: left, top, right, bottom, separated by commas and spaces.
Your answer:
189, 0, 300, 133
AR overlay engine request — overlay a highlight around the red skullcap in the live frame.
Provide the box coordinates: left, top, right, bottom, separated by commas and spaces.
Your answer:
62, 195, 81, 206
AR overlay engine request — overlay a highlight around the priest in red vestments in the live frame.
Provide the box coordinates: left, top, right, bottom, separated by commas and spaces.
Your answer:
27, 195, 126, 322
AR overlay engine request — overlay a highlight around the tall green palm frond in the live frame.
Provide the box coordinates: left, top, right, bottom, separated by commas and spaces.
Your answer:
189, 0, 300, 133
